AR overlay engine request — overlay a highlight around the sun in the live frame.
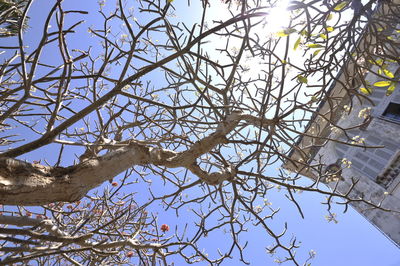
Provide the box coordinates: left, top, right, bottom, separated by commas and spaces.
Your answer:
264, 0, 291, 34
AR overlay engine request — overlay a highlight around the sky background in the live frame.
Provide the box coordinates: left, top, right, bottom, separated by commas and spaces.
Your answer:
3, 0, 400, 265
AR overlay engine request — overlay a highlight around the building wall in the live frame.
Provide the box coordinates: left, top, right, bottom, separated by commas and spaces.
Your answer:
313, 69, 400, 246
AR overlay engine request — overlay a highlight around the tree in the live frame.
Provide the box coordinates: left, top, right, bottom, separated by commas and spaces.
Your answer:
0, 0, 399, 264
0, 0, 29, 37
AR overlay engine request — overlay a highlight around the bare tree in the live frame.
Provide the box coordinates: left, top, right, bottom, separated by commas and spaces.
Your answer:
0, 0, 399, 264
0, 0, 29, 37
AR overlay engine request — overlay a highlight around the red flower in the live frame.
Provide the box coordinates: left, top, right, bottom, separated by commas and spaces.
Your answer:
111, 182, 118, 187
160, 224, 170, 232
126, 251, 134, 258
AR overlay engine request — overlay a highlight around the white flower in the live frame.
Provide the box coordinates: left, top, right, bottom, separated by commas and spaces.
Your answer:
341, 158, 352, 168
330, 126, 341, 135
309, 249, 317, 258
254, 205, 263, 213
358, 107, 371, 119
350, 135, 365, 145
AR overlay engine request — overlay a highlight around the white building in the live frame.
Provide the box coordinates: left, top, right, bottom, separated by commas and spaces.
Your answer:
284, 2, 400, 247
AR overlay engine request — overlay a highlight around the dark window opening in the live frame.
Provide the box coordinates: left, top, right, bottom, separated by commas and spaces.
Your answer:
382, 102, 400, 122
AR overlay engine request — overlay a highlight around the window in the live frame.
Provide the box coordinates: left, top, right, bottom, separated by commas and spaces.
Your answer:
382, 102, 400, 122
376, 151, 400, 188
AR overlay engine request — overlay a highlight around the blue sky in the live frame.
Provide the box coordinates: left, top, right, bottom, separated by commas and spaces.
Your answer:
2, 0, 400, 265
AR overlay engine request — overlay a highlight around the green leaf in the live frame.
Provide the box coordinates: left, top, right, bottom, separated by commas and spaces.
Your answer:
360, 87, 373, 95
326, 26, 334, 32
297, 75, 308, 84
307, 43, 324, 48
383, 69, 394, 78
327, 14, 333, 21
313, 49, 323, 56
300, 30, 309, 37
319, 33, 327, 40
276, 31, 288, 37
310, 95, 318, 102
276, 28, 296, 37
374, 81, 391, 87
376, 59, 384, 66
334, 1, 349, 11
294, 37, 301, 50
167, 0, 174, 2
386, 82, 397, 96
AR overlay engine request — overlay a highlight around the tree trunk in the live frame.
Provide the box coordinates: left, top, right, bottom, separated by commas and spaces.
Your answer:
0, 112, 254, 205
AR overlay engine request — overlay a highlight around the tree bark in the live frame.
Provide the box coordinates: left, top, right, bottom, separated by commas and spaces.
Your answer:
0, 112, 271, 205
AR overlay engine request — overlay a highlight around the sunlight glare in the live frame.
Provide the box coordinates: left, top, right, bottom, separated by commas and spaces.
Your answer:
265, 0, 291, 34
